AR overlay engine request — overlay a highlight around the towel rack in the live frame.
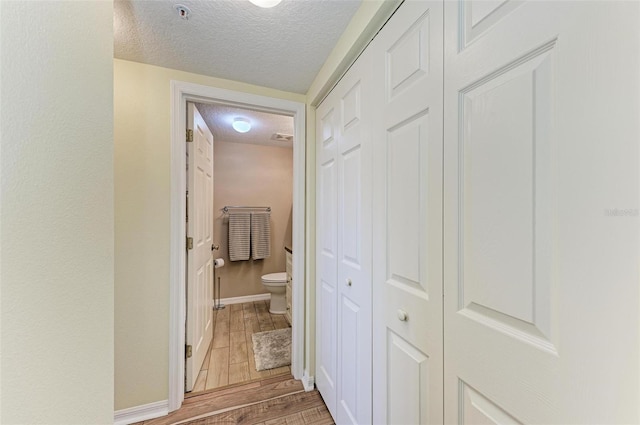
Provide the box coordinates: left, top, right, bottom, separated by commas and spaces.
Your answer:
222, 206, 271, 213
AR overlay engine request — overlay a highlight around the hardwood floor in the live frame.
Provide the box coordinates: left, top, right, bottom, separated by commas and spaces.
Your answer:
132, 303, 333, 425
192, 301, 292, 394
183, 391, 333, 425
136, 374, 334, 425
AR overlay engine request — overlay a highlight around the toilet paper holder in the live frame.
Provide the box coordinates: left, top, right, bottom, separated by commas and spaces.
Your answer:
213, 256, 225, 310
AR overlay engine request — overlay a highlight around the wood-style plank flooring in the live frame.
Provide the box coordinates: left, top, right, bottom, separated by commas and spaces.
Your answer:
192, 301, 292, 393
136, 374, 334, 425
133, 303, 333, 425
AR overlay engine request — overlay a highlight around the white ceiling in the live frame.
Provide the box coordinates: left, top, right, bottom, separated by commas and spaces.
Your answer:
195, 103, 295, 148
114, 0, 362, 94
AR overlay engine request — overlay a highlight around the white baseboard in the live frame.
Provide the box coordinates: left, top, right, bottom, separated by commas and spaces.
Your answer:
302, 372, 315, 392
220, 293, 270, 305
114, 400, 169, 425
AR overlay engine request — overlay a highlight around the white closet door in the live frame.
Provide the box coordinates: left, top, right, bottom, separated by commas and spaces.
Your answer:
335, 46, 373, 425
315, 88, 339, 417
371, 2, 444, 423
444, 1, 640, 423
316, 42, 373, 424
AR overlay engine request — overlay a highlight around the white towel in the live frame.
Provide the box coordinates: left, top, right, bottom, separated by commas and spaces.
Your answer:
228, 213, 250, 261
251, 212, 271, 260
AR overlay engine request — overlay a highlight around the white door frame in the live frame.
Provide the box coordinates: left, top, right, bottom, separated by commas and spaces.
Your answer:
169, 80, 306, 412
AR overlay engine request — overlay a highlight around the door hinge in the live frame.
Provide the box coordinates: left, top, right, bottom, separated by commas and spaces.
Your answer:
185, 344, 192, 359
186, 236, 193, 250
186, 129, 193, 142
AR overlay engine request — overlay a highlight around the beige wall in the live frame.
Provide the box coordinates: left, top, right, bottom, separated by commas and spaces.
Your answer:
114, 58, 304, 410
0, 1, 114, 423
213, 140, 293, 298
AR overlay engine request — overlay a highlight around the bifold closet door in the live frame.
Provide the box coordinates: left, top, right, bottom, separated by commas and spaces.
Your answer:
316, 45, 373, 424
444, 1, 640, 423
370, 1, 444, 423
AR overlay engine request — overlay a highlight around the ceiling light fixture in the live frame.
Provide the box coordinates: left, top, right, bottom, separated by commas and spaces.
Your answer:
232, 118, 251, 133
248, 0, 282, 8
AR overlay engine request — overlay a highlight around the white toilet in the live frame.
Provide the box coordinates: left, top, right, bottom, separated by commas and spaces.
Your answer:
261, 272, 287, 314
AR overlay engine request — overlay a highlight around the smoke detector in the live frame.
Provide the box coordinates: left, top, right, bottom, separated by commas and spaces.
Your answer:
174, 4, 191, 20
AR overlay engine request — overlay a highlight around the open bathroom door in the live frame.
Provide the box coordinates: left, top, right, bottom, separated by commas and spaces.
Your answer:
185, 103, 215, 392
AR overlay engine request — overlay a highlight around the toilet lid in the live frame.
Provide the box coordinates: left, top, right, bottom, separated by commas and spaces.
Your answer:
262, 272, 287, 283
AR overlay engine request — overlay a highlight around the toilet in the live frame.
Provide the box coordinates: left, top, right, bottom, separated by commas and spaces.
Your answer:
261, 272, 287, 314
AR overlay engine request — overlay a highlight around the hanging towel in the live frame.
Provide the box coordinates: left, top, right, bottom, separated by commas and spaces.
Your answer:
228, 212, 251, 261
251, 211, 271, 260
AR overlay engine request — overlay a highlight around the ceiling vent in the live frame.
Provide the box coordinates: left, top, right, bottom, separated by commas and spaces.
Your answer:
271, 133, 294, 142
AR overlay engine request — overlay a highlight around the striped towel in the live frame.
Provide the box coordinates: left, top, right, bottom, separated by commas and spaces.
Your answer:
228, 213, 250, 261
251, 212, 271, 260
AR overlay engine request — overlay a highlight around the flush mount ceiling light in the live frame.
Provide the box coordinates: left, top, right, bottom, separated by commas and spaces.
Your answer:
232, 118, 251, 133
249, 0, 282, 8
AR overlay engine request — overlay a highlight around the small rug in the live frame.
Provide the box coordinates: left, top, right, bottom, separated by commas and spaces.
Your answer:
252, 328, 291, 371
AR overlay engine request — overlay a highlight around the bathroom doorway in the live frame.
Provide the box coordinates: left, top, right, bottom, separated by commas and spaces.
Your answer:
187, 102, 295, 394
169, 81, 306, 412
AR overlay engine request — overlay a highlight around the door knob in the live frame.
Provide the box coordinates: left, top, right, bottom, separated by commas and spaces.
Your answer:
211, 244, 219, 251
346, 278, 352, 287
397, 309, 408, 322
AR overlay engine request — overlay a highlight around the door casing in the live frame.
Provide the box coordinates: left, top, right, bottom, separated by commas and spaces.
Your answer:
169, 81, 306, 411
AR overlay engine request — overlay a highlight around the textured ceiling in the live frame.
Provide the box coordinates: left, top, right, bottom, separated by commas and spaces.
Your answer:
114, 0, 362, 94
194, 103, 294, 148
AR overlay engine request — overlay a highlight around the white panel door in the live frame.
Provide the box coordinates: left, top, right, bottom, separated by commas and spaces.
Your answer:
444, 1, 640, 423
336, 45, 373, 425
186, 103, 214, 392
371, 2, 444, 423
316, 89, 340, 417
316, 44, 373, 424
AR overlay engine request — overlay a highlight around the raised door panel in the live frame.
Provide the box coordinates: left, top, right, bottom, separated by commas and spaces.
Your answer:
459, 381, 522, 424
460, 0, 524, 50
459, 44, 555, 345
338, 296, 360, 423
319, 159, 337, 267
340, 146, 361, 267
383, 5, 433, 128
318, 278, 337, 395
371, 2, 444, 423
193, 263, 207, 355
444, 1, 640, 423
387, 331, 429, 425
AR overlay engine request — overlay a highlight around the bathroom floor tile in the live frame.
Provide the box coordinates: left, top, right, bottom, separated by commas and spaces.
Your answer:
190, 300, 291, 394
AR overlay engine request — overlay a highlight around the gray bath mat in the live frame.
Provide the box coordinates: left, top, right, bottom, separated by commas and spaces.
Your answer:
252, 328, 291, 371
